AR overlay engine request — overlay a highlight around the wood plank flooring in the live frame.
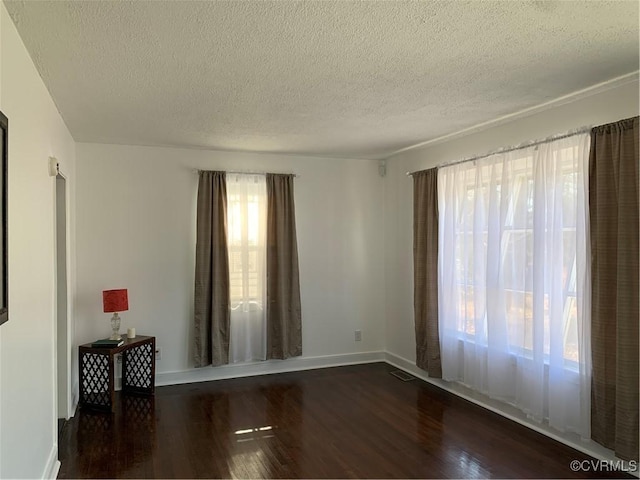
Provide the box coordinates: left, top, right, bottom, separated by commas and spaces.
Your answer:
58, 363, 632, 478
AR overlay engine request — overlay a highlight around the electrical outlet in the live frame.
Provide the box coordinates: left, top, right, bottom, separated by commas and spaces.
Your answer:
155, 347, 162, 361
355, 330, 362, 342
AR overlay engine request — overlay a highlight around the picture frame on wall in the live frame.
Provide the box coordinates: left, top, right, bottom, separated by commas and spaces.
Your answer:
0, 111, 7, 325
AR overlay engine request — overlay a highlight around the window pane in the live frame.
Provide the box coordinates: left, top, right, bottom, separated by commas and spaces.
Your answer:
226, 176, 267, 306
442, 149, 583, 363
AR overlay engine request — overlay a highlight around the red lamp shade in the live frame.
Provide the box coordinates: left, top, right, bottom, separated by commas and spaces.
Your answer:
103, 289, 129, 313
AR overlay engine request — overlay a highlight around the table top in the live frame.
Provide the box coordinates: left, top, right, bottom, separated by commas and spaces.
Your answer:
79, 335, 154, 352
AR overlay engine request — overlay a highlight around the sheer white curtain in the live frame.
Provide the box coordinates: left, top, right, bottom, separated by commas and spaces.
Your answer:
226, 173, 267, 363
438, 133, 591, 436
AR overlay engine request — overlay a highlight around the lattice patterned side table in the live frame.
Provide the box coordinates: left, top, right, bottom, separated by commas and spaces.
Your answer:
79, 335, 156, 412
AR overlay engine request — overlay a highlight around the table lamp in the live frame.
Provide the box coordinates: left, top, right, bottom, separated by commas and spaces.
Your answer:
103, 289, 128, 340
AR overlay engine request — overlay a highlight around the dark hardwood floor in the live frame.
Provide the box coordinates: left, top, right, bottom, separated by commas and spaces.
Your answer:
58, 363, 632, 479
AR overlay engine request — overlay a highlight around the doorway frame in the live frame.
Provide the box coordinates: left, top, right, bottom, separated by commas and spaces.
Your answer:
54, 170, 72, 423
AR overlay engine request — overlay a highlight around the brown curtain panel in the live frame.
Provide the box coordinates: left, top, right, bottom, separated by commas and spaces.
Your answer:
589, 117, 639, 461
413, 168, 442, 378
194, 171, 231, 367
265, 174, 302, 359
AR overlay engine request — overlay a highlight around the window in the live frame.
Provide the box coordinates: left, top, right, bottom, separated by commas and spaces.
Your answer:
226, 173, 267, 363
438, 133, 591, 435
194, 170, 302, 367
227, 179, 265, 308
448, 152, 581, 363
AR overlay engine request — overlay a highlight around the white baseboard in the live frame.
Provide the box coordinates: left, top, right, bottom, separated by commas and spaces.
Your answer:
384, 351, 637, 476
42, 445, 60, 480
154, 351, 385, 387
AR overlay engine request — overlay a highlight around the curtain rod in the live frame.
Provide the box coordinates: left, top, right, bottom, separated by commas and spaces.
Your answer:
406, 126, 591, 176
193, 169, 298, 178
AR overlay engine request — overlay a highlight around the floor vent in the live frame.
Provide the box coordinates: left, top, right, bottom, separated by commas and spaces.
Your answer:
389, 370, 415, 382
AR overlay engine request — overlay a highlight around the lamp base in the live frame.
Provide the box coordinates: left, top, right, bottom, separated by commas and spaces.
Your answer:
110, 312, 122, 340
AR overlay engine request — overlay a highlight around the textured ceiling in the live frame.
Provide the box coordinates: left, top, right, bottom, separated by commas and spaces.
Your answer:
4, 0, 639, 159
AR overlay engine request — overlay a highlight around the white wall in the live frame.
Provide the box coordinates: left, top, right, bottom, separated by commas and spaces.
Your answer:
75, 144, 386, 384
384, 78, 639, 363
0, 2, 77, 479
